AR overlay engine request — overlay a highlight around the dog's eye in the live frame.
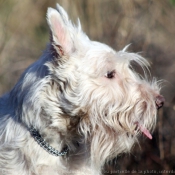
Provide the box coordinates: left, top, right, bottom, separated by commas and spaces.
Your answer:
105, 70, 115, 79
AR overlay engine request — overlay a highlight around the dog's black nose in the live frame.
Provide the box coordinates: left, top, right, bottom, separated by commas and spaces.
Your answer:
156, 95, 165, 109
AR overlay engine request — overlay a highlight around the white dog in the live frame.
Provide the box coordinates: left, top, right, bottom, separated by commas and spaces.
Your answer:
0, 4, 164, 175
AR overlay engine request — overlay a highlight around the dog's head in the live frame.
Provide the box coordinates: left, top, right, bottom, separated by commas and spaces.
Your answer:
46, 4, 164, 143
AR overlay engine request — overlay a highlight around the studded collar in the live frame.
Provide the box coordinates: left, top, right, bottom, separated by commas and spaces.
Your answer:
29, 126, 68, 156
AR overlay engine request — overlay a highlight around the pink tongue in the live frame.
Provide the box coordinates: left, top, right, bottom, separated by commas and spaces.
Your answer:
136, 123, 152, 139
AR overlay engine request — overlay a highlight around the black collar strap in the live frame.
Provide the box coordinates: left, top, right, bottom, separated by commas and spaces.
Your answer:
29, 126, 68, 156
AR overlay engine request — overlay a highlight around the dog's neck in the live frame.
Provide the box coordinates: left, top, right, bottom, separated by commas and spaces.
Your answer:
29, 126, 68, 156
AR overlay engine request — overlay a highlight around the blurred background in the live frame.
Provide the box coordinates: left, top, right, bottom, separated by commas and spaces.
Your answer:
0, 0, 175, 174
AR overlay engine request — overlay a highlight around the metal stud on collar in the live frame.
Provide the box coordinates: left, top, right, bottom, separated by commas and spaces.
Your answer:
29, 126, 68, 156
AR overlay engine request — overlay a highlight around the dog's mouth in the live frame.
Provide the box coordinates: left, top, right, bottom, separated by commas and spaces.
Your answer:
135, 122, 152, 139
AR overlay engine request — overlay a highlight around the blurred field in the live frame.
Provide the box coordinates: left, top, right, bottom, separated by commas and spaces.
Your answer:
0, 0, 175, 174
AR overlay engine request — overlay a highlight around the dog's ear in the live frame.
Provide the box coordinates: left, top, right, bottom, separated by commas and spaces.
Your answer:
47, 5, 74, 57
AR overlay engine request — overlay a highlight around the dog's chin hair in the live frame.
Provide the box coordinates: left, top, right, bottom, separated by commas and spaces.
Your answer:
79, 104, 156, 169
81, 125, 136, 169
78, 89, 157, 168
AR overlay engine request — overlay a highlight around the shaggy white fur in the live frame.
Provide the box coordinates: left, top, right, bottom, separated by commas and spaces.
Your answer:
0, 4, 164, 175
